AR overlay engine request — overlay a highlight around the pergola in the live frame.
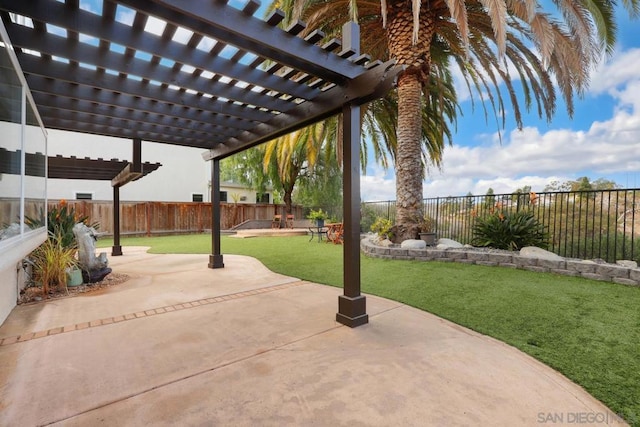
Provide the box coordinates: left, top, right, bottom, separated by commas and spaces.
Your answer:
0, 0, 401, 327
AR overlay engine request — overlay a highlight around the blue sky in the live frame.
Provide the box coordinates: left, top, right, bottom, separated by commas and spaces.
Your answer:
361, 10, 640, 200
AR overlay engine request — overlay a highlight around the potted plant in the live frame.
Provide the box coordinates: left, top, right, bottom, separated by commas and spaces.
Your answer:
66, 266, 83, 287
417, 216, 437, 246
308, 208, 328, 228
370, 217, 394, 240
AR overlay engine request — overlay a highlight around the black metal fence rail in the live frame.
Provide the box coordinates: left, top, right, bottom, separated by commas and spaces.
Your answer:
362, 188, 639, 263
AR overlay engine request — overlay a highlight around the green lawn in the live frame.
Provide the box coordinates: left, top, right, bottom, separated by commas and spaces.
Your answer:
98, 234, 640, 425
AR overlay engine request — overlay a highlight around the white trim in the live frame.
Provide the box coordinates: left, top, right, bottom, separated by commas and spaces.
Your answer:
19, 85, 26, 235
0, 228, 46, 272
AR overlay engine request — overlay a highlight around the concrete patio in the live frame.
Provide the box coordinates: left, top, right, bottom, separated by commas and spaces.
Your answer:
0, 247, 623, 426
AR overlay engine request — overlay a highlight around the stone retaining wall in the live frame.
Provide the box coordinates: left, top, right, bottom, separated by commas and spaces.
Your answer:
360, 238, 640, 287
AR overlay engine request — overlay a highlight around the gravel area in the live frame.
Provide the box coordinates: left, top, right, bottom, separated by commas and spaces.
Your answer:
18, 272, 130, 305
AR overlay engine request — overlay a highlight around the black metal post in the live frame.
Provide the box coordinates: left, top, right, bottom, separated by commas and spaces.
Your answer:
335, 21, 367, 328
112, 184, 122, 256
336, 102, 368, 327
208, 158, 224, 268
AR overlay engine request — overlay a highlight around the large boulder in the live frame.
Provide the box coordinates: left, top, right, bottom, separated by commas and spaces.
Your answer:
437, 238, 463, 249
519, 246, 563, 261
401, 239, 427, 249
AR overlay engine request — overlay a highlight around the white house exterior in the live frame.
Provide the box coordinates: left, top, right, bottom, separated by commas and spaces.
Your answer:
47, 130, 272, 204
47, 130, 211, 202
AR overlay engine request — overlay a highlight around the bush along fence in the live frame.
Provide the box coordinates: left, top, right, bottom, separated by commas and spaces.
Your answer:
362, 188, 640, 264
47, 200, 305, 236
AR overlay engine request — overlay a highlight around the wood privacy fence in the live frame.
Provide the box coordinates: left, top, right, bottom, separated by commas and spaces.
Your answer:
48, 200, 305, 236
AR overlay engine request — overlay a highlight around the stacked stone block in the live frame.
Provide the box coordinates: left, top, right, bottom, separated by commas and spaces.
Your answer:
360, 238, 639, 287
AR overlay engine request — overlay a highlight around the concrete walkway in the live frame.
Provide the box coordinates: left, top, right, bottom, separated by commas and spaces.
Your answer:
0, 248, 625, 426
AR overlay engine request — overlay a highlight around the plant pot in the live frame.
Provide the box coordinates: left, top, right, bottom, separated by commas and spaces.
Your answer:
315, 219, 325, 228
66, 267, 83, 287
419, 232, 437, 246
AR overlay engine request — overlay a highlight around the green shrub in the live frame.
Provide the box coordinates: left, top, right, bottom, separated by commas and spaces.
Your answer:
472, 209, 548, 250
25, 200, 97, 249
307, 208, 328, 222
371, 217, 394, 240
360, 204, 378, 232
30, 233, 78, 294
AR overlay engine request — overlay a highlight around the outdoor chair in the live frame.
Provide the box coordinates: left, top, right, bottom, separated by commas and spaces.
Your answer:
326, 223, 344, 244
285, 214, 295, 229
272, 215, 282, 229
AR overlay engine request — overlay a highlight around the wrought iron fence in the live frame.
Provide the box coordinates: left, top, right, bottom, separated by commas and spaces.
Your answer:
362, 189, 640, 263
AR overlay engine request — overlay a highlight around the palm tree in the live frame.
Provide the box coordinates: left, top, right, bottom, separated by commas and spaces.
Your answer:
271, 0, 639, 240
262, 123, 328, 214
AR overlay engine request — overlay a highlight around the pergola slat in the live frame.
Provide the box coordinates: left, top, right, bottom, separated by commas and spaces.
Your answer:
207, 60, 401, 159
39, 106, 224, 146
34, 94, 246, 138
48, 155, 161, 181
4, 0, 317, 101
44, 118, 217, 148
118, 0, 364, 82
17, 54, 274, 123
7, 25, 297, 112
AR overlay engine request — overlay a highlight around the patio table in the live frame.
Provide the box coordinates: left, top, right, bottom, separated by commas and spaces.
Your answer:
308, 226, 328, 242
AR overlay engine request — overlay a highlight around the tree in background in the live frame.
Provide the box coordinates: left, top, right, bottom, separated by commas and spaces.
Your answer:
544, 177, 619, 192
294, 154, 343, 219
483, 188, 496, 209
220, 123, 343, 215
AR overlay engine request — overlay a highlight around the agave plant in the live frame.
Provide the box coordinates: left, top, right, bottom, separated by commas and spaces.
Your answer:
472, 209, 548, 251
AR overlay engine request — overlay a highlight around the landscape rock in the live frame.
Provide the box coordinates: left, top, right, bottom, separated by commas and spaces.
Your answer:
401, 239, 427, 250
519, 246, 563, 261
616, 260, 638, 269
437, 238, 463, 249
379, 239, 394, 247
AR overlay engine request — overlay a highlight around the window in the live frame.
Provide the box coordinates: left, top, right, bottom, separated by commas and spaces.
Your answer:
192, 193, 203, 202
256, 193, 269, 203
0, 28, 46, 245
76, 192, 93, 200
219, 191, 227, 202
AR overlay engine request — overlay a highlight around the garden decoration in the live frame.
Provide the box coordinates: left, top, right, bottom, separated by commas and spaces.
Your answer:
73, 223, 112, 283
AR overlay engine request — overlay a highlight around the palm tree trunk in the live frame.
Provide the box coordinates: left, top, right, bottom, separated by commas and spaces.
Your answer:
283, 185, 294, 214
386, 3, 435, 241
394, 72, 424, 241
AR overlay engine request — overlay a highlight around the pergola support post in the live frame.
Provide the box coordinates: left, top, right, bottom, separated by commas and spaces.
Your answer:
336, 21, 367, 328
336, 100, 367, 327
208, 158, 224, 269
112, 184, 122, 256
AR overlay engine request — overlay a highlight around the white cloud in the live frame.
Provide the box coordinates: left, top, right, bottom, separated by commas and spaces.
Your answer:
361, 165, 396, 201
589, 48, 640, 96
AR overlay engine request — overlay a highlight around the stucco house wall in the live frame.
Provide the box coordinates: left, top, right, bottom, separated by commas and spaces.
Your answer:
46, 130, 273, 204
